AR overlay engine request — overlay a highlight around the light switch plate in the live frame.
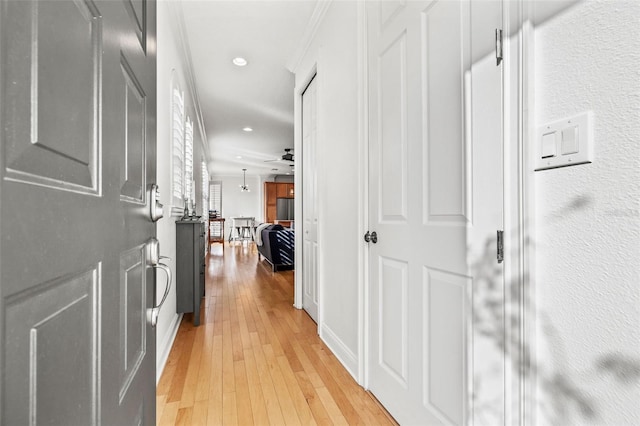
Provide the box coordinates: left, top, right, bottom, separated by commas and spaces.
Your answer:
535, 111, 593, 171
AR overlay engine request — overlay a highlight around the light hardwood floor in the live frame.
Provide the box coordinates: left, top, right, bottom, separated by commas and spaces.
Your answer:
157, 242, 396, 425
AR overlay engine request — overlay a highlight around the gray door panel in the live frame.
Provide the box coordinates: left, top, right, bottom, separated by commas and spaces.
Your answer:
1, 0, 157, 424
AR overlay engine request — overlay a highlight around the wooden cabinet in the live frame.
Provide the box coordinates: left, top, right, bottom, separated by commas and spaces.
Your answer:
277, 183, 294, 198
264, 182, 294, 224
266, 204, 277, 224
176, 220, 206, 326
265, 182, 277, 224
274, 220, 293, 228
266, 181, 277, 201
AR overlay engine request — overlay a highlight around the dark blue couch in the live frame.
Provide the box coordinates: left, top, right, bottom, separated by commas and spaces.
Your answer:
257, 224, 294, 271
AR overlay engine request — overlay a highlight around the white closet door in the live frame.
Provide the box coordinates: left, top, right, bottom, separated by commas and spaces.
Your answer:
302, 75, 319, 322
367, 1, 506, 424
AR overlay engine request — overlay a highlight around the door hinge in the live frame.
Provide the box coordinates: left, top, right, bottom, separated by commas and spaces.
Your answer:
497, 230, 504, 263
495, 28, 503, 66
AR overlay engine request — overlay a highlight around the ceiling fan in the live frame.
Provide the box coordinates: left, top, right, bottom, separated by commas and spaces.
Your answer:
264, 148, 294, 163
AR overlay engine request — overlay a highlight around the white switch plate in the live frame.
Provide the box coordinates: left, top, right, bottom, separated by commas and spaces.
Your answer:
535, 111, 593, 171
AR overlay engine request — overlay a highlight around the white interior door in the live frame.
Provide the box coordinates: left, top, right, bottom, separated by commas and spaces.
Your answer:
302, 75, 319, 322
367, 1, 505, 424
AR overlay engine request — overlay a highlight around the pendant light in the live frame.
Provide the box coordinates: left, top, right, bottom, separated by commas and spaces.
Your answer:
240, 168, 250, 192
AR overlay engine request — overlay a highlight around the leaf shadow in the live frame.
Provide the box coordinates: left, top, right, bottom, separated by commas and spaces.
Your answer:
468, 220, 640, 424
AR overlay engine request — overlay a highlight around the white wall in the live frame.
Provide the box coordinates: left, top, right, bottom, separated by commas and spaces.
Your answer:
155, 1, 209, 382
155, 1, 180, 382
211, 174, 263, 238
293, 1, 362, 377
532, 1, 640, 424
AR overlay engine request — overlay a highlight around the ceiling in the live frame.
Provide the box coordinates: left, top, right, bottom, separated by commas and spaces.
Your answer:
180, 0, 318, 178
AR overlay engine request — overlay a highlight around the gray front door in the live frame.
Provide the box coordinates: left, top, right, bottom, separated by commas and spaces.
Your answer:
0, 0, 157, 424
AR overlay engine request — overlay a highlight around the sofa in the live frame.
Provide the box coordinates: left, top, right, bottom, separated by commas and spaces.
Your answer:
256, 224, 295, 271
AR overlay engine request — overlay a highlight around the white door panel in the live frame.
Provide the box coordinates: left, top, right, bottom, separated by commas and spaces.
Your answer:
367, 1, 505, 424
302, 76, 319, 322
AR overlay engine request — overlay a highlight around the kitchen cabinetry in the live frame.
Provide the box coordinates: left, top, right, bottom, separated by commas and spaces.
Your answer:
176, 220, 206, 326
264, 182, 294, 225
277, 183, 294, 198
265, 182, 277, 225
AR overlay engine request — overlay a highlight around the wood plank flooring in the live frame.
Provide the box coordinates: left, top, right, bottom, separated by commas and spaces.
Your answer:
157, 242, 396, 425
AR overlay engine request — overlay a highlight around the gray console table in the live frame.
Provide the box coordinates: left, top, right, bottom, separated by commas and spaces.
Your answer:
176, 220, 206, 326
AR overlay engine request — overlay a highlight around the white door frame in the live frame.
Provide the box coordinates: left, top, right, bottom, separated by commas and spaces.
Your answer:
355, 0, 369, 387
356, 0, 536, 422
502, 0, 536, 423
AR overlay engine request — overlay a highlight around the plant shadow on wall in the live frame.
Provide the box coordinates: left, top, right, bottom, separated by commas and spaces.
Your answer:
470, 195, 640, 425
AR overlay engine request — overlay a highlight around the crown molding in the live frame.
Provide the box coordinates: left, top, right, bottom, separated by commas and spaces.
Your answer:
286, 0, 334, 73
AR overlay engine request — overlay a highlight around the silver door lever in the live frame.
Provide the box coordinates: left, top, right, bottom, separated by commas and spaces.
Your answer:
146, 238, 172, 327
148, 262, 171, 327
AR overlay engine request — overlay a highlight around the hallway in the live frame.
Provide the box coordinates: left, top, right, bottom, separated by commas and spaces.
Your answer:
156, 243, 395, 425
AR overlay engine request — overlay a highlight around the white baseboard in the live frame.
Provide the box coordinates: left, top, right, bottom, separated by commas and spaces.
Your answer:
156, 313, 183, 384
320, 324, 359, 381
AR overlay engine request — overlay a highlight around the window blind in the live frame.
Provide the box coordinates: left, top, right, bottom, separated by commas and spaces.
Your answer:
171, 87, 185, 203
209, 181, 222, 214
201, 161, 209, 214
184, 117, 194, 202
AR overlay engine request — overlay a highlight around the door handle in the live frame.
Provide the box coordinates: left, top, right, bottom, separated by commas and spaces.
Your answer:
149, 183, 164, 222
148, 262, 172, 327
364, 231, 378, 244
146, 238, 172, 327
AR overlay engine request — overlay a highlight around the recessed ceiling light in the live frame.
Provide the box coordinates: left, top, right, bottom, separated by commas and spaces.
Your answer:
233, 57, 248, 67
236, 156, 242, 159
242, 127, 253, 132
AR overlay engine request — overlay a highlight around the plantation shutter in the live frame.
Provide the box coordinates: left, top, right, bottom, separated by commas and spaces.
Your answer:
209, 181, 222, 214
201, 161, 209, 215
184, 117, 194, 202
171, 87, 185, 205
